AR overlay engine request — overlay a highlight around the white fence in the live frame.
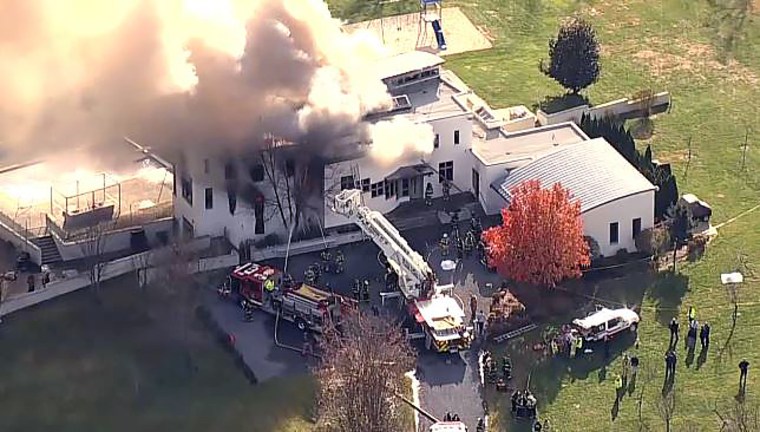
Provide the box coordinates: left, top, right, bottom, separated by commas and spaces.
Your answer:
0, 237, 238, 317
250, 231, 366, 262
536, 92, 671, 126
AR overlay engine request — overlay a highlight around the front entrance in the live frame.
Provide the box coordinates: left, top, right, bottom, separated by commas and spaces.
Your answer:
410, 176, 423, 200
472, 169, 480, 199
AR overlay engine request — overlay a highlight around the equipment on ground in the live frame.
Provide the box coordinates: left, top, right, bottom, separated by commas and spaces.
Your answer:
397, 393, 468, 432
226, 262, 357, 333
330, 189, 473, 353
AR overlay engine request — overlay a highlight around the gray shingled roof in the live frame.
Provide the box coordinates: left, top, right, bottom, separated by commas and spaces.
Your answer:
492, 138, 656, 213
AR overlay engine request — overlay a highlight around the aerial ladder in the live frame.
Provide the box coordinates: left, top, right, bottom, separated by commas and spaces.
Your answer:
330, 189, 473, 353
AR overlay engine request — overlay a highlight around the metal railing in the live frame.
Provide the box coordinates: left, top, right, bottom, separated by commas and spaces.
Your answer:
45, 202, 173, 242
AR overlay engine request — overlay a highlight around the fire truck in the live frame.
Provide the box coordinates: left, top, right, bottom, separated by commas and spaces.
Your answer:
227, 262, 356, 333
330, 189, 474, 353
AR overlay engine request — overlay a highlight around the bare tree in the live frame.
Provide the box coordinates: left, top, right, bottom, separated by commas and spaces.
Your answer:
634, 362, 658, 431
714, 399, 760, 431
148, 242, 199, 370
719, 251, 754, 362
256, 137, 327, 240
315, 314, 416, 432
81, 222, 111, 300
132, 251, 152, 292
657, 389, 677, 432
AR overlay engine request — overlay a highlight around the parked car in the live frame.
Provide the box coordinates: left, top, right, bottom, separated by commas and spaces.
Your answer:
571, 307, 639, 342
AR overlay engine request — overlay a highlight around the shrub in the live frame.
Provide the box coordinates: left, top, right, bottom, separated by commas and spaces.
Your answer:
635, 226, 671, 257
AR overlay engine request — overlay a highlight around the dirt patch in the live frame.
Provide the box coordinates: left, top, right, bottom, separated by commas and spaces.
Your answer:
628, 38, 759, 85
343, 7, 493, 56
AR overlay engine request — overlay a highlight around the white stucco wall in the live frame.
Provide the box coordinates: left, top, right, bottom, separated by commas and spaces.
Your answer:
323, 113, 473, 229
581, 191, 655, 257
53, 218, 174, 261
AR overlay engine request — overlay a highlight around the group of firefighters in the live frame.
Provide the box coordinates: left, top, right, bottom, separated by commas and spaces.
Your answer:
547, 325, 586, 358
439, 216, 487, 265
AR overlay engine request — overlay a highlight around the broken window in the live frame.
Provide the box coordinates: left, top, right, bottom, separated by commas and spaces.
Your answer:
250, 164, 265, 182
181, 176, 193, 205
205, 188, 213, 210
224, 162, 236, 180
254, 195, 265, 234
227, 190, 237, 215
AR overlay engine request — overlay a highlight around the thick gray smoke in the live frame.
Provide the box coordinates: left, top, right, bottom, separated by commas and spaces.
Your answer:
0, 0, 428, 169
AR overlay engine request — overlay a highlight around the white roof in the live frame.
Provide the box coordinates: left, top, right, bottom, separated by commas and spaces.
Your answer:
375, 51, 445, 80
472, 122, 589, 167
573, 308, 639, 329
415, 296, 465, 330
493, 137, 657, 213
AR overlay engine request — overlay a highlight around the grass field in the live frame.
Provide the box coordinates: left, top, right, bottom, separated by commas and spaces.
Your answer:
0, 277, 315, 432
329, 0, 760, 430
2, 1, 759, 431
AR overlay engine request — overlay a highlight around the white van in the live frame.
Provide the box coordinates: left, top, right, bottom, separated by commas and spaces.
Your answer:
572, 307, 640, 342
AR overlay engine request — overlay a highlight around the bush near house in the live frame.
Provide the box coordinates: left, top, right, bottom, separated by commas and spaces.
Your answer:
483, 180, 590, 288
580, 114, 679, 219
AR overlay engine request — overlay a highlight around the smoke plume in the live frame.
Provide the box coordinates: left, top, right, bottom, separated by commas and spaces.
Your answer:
0, 0, 428, 168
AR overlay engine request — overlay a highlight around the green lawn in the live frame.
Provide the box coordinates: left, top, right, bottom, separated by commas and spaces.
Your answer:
0, 277, 315, 432
329, 0, 760, 430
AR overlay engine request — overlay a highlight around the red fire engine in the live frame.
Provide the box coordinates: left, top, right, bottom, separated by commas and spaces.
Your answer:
226, 262, 356, 333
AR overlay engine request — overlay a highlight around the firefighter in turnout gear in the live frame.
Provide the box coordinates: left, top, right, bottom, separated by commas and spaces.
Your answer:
442, 180, 451, 202
425, 183, 434, 206
304, 266, 317, 285
333, 250, 345, 274
361, 279, 370, 303
464, 231, 476, 257
352, 279, 361, 302
439, 233, 451, 256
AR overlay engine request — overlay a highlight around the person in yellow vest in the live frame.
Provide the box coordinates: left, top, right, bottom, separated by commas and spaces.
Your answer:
575, 335, 583, 356
264, 278, 275, 294
614, 374, 624, 401
688, 306, 696, 323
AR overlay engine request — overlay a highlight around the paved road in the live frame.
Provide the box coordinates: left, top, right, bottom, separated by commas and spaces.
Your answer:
205, 214, 503, 428
202, 289, 309, 383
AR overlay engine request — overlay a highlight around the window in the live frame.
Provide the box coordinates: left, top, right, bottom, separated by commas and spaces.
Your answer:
285, 159, 295, 177
472, 169, 480, 198
181, 177, 193, 205
401, 178, 410, 197
172, 164, 177, 196
434, 134, 440, 149
609, 222, 619, 244
340, 175, 355, 191
385, 179, 396, 199
224, 163, 236, 180
370, 181, 384, 198
438, 161, 453, 183
606, 318, 621, 330
228, 190, 237, 215
454, 130, 460, 145
254, 196, 265, 235
632, 218, 642, 239
203, 159, 210, 174
361, 178, 371, 193
204, 188, 213, 210
249, 164, 265, 182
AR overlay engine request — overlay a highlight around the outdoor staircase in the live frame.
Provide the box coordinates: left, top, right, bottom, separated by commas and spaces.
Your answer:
30, 235, 63, 265
493, 323, 538, 344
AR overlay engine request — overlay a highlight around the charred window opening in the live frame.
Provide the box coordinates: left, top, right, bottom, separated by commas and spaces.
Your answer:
385, 179, 396, 199
250, 164, 265, 182
204, 188, 213, 210
361, 178, 370, 193
224, 162, 237, 180
181, 176, 193, 205
254, 195, 265, 234
285, 159, 295, 177
227, 190, 237, 215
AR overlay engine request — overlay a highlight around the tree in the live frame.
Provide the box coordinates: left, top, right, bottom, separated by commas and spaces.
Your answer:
540, 18, 601, 93
315, 314, 415, 432
482, 180, 590, 288
81, 222, 111, 300
657, 389, 677, 432
665, 202, 692, 272
714, 399, 760, 432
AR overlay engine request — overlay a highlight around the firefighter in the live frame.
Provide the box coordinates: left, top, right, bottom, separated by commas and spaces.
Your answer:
439, 233, 450, 256
361, 279, 371, 303
282, 273, 294, 290
442, 180, 451, 202
320, 249, 332, 273
425, 183, 434, 206
243, 301, 254, 322
352, 279, 361, 302
464, 231, 476, 256
304, 267, 316, 285
334, 250, 345, 274
502, 356, 513, 380
264, 278, 276, 293
469, 294, 478, 322
470, 216, 481, 235
476, 418, 485, 432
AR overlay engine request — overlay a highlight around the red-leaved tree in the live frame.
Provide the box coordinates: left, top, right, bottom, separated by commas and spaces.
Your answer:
483, 180, 590, 287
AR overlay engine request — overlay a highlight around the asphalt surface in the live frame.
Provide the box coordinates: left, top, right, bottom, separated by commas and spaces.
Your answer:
206, 213, 504, 430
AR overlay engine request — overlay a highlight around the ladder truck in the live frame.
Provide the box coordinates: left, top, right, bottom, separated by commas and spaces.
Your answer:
330, 189, 474, 353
